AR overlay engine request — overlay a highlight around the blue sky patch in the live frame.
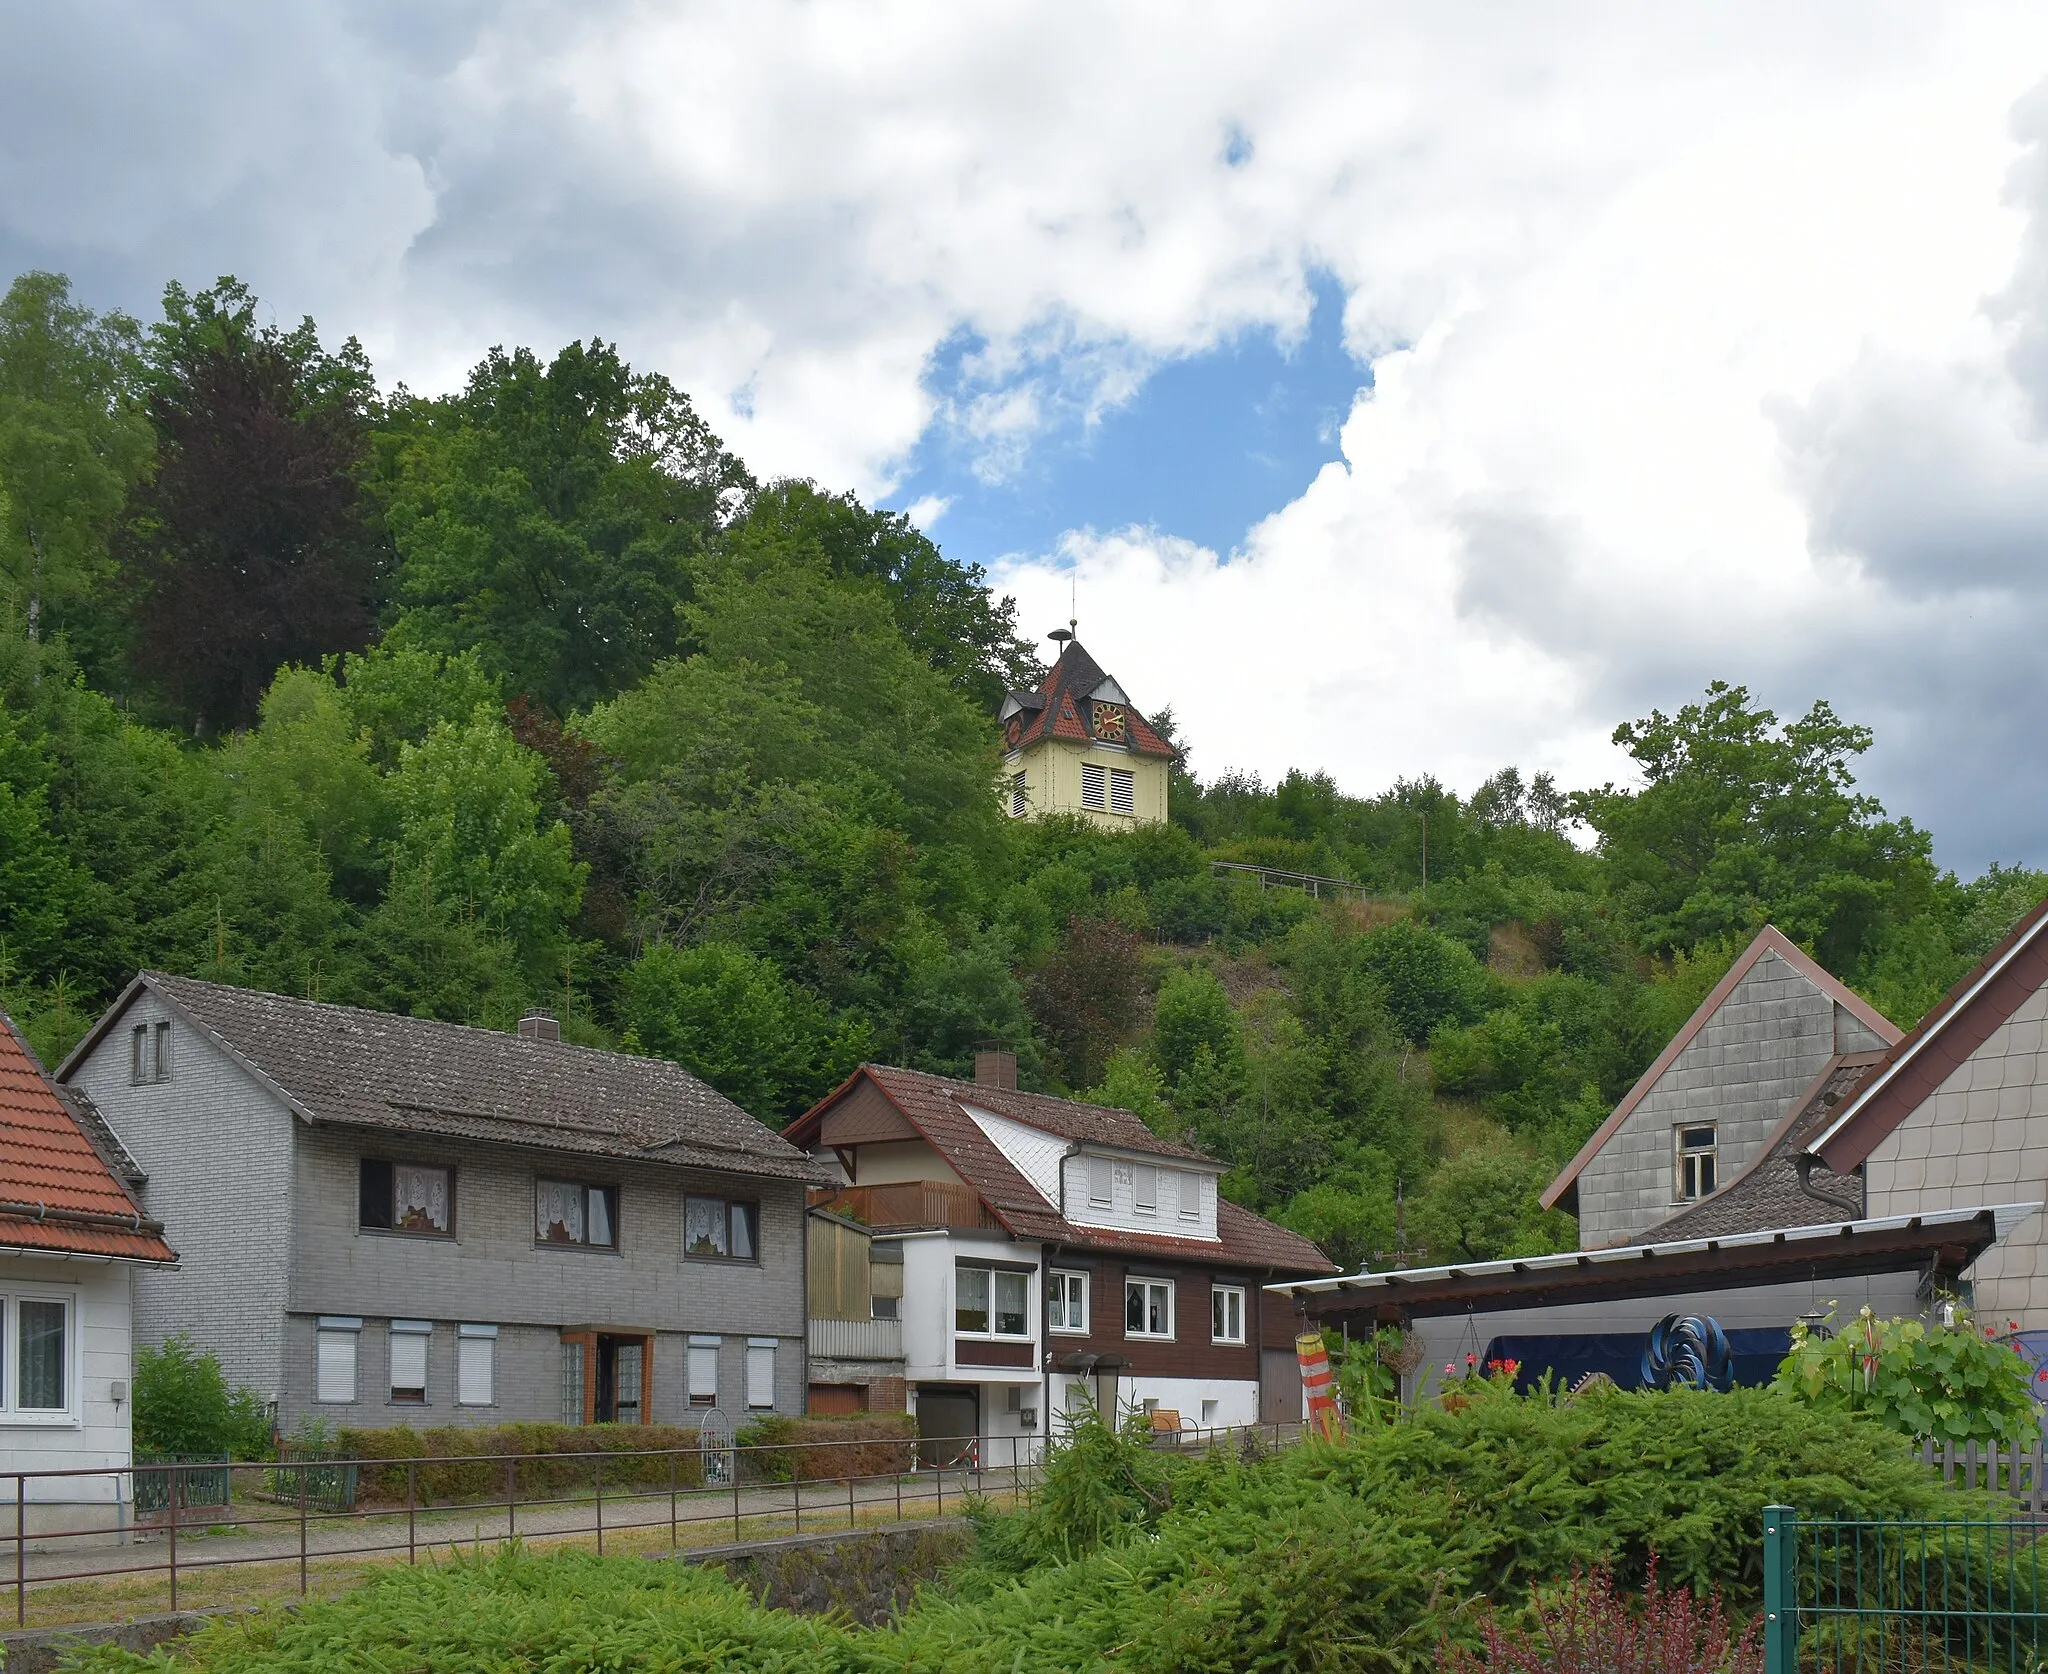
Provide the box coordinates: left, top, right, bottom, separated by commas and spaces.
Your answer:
886, 270, 1368, 570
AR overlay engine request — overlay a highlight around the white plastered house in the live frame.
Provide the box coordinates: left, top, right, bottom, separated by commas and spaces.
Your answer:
0, 1010, 176, 1540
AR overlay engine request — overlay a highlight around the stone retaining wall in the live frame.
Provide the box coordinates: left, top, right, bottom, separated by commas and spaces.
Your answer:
681, 1517, 972, 1625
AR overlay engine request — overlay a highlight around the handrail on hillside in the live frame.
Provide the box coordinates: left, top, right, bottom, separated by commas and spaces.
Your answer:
1207, 861, 1371, 901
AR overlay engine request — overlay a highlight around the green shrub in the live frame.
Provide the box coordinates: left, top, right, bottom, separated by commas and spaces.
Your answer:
334, 1422, 704, 1503
1773, 1305, 2039, 1446
735, 1412, 917, 1482
62, 1545, 848, 1674
985, 1385, 1992, 1612
59, 1389, 2011, 1674
133, 1334, 273, 1460
1356, 918, 1497, 1042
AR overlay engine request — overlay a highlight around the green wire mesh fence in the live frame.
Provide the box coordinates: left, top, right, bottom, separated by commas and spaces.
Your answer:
1764, 1504, 2048, 1673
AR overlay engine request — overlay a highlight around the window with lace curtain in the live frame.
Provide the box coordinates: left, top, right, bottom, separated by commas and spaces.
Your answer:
358, 1159, 454, 1237
535, 1180, 619, 1249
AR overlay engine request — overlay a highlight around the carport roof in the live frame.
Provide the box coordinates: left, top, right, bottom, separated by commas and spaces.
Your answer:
1266, 1203, 2037, 1327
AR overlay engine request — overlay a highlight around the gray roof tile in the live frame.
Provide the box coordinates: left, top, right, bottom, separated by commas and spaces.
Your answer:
138, 974, 825, 1184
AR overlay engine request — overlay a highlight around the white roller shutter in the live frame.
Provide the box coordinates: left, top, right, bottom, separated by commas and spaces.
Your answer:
458, 1324, 497, 1406
316, 1318, 361, 1403
745, 1339, 776, 1409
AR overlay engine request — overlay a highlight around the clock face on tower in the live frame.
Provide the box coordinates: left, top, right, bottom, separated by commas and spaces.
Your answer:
1091, 702, 1127, 742
1005, 717, 1022, 745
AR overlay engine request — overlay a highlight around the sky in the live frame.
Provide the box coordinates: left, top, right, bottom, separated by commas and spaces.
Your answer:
9, 4, 2048, 871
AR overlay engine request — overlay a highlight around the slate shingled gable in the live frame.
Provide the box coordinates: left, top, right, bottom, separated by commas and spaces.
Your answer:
60, 973, 828, 1184
1811, 894, 2048, 1174
1541, 925, 1900, 1216
1641, 1051, 1880, 1240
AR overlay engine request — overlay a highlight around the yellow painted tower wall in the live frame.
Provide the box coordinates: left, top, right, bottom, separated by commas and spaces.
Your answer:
1000, 738, 1169, 830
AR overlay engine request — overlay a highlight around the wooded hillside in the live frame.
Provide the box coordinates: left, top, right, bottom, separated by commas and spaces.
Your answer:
2, 269, 2039, 1266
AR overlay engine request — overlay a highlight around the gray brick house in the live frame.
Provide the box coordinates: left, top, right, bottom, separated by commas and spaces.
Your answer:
58, 974, 825, 1433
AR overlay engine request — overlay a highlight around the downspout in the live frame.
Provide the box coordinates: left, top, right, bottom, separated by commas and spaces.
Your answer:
1245, 1270, 1261, 1426
799, 1186, 811, 1419
1040, 1241, 1054, 1463
1791, 1155, 1863, 1221
1046, 1142, 1079, 1452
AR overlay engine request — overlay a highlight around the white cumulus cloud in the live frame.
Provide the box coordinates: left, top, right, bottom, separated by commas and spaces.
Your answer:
13, 3, 2048, 861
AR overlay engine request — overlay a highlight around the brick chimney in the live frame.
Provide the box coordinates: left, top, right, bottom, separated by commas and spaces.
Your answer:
973, 1049, 1017, 1090
518, 1009, 561, 1042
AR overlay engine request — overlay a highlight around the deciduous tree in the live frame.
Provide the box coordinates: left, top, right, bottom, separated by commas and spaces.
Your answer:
120, 279, 382, 734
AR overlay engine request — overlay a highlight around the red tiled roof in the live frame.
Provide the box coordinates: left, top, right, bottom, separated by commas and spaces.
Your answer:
788, 1065, 1334, 1275
0, 1012, 174, 1263
1003, 640, 1178, 761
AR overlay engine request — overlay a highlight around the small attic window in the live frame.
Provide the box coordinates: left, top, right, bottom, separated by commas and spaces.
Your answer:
1674, 1125, 1718, 1201
131, 1022, 172, 1085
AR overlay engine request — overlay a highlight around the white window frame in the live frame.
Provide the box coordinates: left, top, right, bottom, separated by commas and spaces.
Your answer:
1049, 1269, 1089, 1335
1211, 1284, 1247, 1345
0, 1290, 81, 1427
389, 1319, 431, 1405
687, 1335, 720, 1407
1081, 761, 1107, 810
1674, 1123, 1719, 1202
457, 1324, 497, 1408
955, 1263, 1034, 1340
745, 1338, 777, 1410
315, 1316, 362, 1405
1124, 1277, 1175, 1341
1109, 766, 1135, 816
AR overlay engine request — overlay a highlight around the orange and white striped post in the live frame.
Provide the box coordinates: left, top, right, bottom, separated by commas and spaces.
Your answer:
1296, 1331, 1342, 1441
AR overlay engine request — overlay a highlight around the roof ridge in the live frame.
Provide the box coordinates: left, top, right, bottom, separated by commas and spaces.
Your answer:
75, 974, 819, 1182
144, 972, 684, 1066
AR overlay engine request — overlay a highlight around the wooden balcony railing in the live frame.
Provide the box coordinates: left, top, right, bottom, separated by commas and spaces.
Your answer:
817, 1181, 1000, 1232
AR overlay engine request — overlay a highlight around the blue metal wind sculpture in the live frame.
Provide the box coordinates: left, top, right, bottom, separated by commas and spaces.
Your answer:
1640, 1313, 1735, 1392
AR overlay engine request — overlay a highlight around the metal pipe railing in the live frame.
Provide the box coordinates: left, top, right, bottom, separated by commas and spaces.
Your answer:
7, 1420, 1303, 1629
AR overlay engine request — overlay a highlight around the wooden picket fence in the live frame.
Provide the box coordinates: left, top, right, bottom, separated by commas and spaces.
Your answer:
1918, 1431, 2048, 1511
